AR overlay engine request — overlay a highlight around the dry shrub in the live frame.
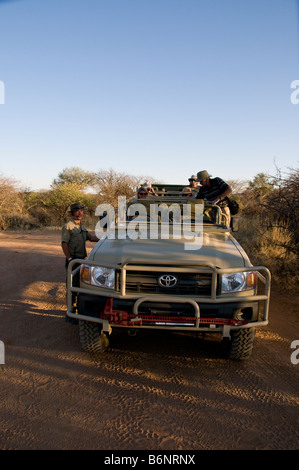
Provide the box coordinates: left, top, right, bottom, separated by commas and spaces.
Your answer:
236, 168, 299, 291
94, 169, 138, 207
1, 214, 40, 231
235, 215, 299, 292
0, 174, 26, 230
28, 207, 52, 226
260, 225, 293, 259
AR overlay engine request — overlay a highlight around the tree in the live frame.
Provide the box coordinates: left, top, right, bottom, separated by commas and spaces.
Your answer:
44, 182, 92, 222
0, 174, 24, 229
247, 173, 273, 198
52, 167, 96, 189
93, 169, 140, 206
239, 172, 274, 216
226, 179, 248, 194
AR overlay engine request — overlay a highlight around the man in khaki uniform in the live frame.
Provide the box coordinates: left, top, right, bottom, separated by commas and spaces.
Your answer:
61, 202, 98, 260
61, 202, 98, 316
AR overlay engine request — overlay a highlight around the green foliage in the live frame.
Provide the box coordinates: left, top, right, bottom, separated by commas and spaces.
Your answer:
44, 182, 97, 223
52, 167, 96, 188
0, 167, 156, 229
247, 172, 274, 197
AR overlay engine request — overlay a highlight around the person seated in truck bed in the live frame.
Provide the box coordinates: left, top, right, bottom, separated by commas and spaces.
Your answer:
181, 186, 192, 197
137, 187, 149, 199
181, 174, 199, 197
142, 182, 158, 196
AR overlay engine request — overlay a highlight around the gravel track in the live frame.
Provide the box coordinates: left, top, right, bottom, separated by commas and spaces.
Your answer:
0, 230, 298, 450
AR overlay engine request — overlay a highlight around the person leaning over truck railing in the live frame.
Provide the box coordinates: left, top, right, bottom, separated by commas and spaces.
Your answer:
195, 170, 232, 225
61, 202, 99, 318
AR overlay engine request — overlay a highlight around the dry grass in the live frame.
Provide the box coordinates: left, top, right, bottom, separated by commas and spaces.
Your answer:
235, 216, 299, 292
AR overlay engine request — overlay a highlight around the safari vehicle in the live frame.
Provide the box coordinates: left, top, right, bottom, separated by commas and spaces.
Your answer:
66, 184, 271, 360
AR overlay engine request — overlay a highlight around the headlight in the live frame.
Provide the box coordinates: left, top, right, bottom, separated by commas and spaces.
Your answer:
221, 271, 256, 294
81, 265, 115, 289
91, 267, 115, 288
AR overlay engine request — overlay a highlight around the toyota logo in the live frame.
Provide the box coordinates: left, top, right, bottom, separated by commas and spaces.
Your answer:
158, 274, 178, 288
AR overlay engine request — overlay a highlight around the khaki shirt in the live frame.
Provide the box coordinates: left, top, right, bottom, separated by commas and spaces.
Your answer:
61, 218, 92, 259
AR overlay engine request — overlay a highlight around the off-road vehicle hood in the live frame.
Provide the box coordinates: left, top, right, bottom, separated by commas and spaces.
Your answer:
89, 228, 251, 269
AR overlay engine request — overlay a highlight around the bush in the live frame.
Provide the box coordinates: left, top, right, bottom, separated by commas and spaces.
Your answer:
1, 214, 40, 231
235, 168, 299, 291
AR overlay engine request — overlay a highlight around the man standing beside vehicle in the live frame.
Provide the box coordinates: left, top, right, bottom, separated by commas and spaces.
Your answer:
195, 170, 232, 225
61, 202, 99, 315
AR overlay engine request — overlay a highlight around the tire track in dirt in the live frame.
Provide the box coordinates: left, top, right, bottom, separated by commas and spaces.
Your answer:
88, 333, 235, 449
87, 328, 299, 450
1, 231, 298, 450
21, 281, 66, 316
89, 343, 165, 449
15, 284, 299, 449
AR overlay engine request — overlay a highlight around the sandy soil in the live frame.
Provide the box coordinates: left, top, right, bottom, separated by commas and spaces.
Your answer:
0, 230, 298, 450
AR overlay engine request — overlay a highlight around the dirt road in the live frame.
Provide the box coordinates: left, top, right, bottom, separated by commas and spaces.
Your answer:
0, 230, 298, 450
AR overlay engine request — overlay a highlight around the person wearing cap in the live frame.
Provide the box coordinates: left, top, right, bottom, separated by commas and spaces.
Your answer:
61, 202, 99, 262
181, 175, 199, 196
61, 202, 99, 316
195, 171, 232, 225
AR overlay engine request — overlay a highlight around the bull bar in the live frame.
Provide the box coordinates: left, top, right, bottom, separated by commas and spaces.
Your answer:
66, 259, 271, 337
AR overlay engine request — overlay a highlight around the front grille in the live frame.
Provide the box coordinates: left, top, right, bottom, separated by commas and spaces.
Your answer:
123, 270, 212, 296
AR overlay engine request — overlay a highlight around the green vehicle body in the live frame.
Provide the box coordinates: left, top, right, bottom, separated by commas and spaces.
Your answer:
66, 184, 271, 359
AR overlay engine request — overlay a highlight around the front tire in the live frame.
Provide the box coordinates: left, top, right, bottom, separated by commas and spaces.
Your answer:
79, 320, 109, 353
227, 327, 255, 360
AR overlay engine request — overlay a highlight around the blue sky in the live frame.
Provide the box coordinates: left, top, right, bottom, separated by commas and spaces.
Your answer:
0, 0, 298, 190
